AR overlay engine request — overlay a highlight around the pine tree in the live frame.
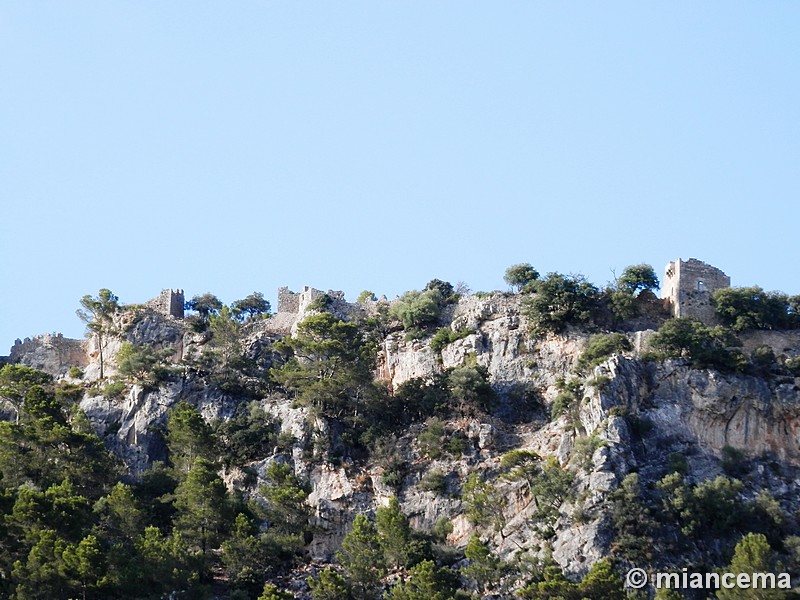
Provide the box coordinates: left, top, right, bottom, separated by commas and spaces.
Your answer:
337, 514, 386, 600
385, 560, 459, 600
63, 535, 105, 600
257, 582, 293, 600
76, 289, 119, 379
375, 496, 413, 569
173, 457, 228, 577
309, 568, 352, 600
222, 513, 267, 596
717, 533, 784, 600
165, 402, 216, 477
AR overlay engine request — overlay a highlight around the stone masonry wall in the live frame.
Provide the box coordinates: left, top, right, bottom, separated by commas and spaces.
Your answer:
662, 258, 730, 323
277, 287, 300, 313
145, 289, 185, 319
10, 333, 88, 376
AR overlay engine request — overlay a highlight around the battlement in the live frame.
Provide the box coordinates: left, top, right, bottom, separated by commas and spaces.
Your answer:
662, 258, 730, 323
145, 289, 185, 319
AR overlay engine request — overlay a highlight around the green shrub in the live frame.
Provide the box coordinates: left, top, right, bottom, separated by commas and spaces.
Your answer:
751, 344, 777, 375
381, 468, 403, 490
577, 333, 632, 372
356, 290, 377, 303
500, 449, 540, 471
657, 473, 747, 538
67, 366, 83, 379
445, 433, 468, 456
419, 469, 448, 495
713, 286, 800, 331
521, 272, 600, 333
500, 449, 540, 484
231, 292, 271, 322
608, 406, 628, 418
606, 263, 659, 323
431, 517, 453, 541
527, 458, 576, 529
607, 288, 639, 321
462, 473, 505, 531
648, 318, 744, 372
102, 380, 126, 399
551, 392, 573, 419
215, 404, 278, 467
585, 375, 611, 390
54, 382, 84, 406
571, 435, 606, 471
116, 342, 158, 380
425, 279, 459, 304
276, 430, 296, 451
390, 289, 443, 330
551, 377, 582, 420
429, 327, 473, 354
609, 473, 657, 564
666, 452, 689, 475
417, 418, 446, 459
446, 365, 494, 415
308, 293, 334, 312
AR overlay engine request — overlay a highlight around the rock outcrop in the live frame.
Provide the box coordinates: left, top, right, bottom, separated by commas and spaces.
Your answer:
8, 289, 800, 581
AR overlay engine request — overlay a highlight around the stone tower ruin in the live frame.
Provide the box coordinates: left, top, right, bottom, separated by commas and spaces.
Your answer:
146, 289, 185, 319
662, 258, 730, 323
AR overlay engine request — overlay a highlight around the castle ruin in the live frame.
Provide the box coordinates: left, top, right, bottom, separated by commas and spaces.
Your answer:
8, 289, 184, 377
277, 286, 346, 315
9, 333, 88, 375
145, 289, 185, 319
662, 258, 730, 323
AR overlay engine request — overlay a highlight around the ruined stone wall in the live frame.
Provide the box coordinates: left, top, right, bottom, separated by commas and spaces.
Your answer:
278, 286, 347, 314
10, 333, 88, 376
277, 287, 300, 313
145, 289, 184, 319
267, 286, 364, 337
662, 258, 730, 323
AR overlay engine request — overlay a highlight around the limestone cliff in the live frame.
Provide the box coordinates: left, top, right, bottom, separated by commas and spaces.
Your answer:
7, 289, 800, 584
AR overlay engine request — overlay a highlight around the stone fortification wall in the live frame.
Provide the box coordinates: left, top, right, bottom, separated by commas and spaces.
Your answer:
10, 333, 88, 376
277, 287, 347, 315
277, 287, 300, 313
145, 289, 185, 319
662, 258, 730, 323
267, 286, 363, 336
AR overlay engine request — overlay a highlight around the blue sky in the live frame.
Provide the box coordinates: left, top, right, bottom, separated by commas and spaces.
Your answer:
2, 2, 799, 348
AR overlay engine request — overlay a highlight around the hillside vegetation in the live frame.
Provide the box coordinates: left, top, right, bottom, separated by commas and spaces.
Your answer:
2, 263, 800, 599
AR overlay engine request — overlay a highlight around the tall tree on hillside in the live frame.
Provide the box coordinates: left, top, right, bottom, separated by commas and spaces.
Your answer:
173, 458, 228, 579
271, 313, 376, 423
165, 402, 216, 477
185, 293, 223, 321
77, 289, 119, 379
231, 292, 271, 322
504, 263, 540, 292
337, 514, 386, 600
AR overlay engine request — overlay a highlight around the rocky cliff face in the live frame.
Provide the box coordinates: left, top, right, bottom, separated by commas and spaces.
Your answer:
9, 292, 800, 579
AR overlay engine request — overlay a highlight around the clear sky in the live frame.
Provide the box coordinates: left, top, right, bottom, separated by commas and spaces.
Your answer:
2, 2, 799, 349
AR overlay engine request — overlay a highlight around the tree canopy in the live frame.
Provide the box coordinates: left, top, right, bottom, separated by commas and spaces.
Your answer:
504, 263, 540, 292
